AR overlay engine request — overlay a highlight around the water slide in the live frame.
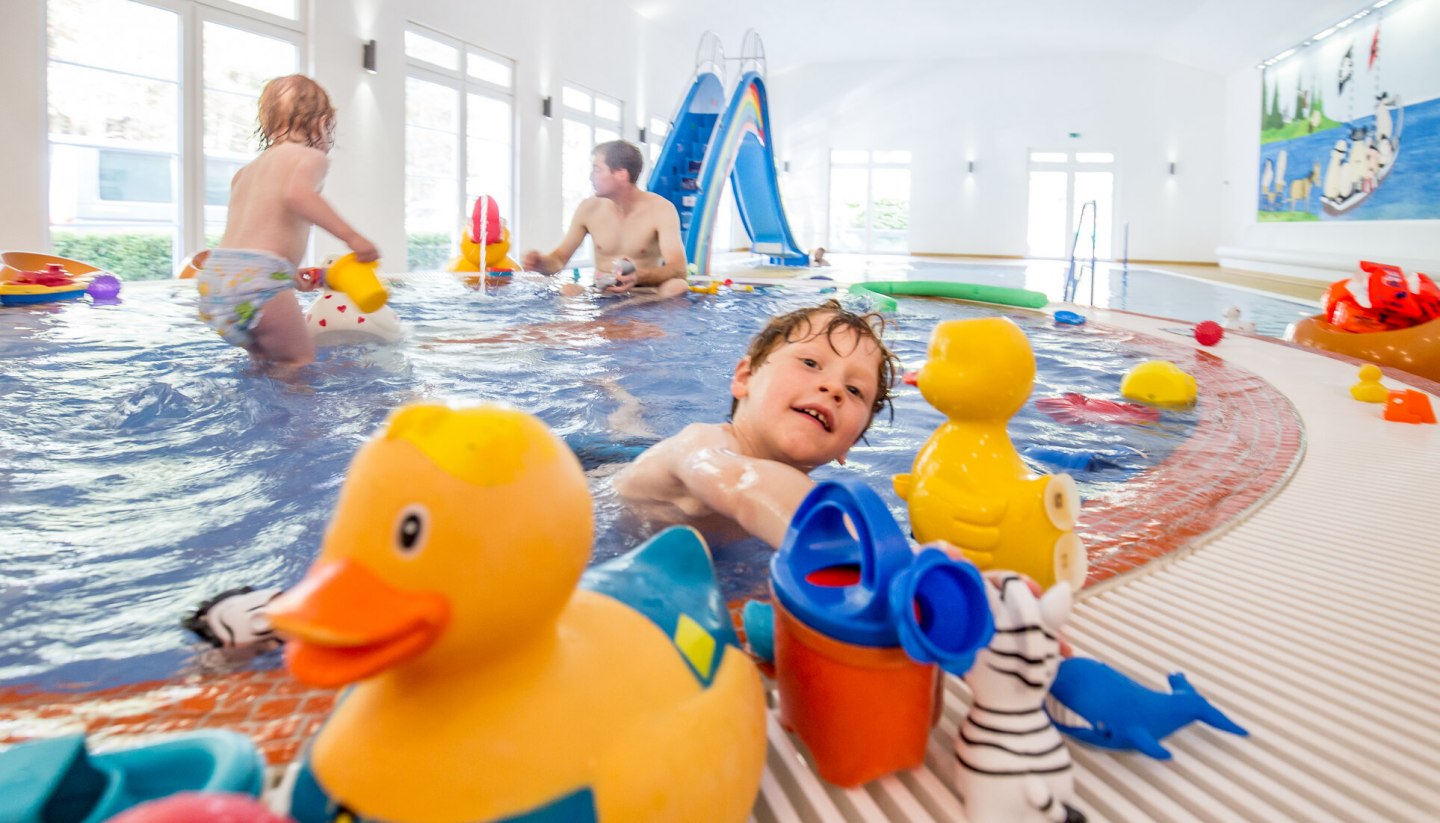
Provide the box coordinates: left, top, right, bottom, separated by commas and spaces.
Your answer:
648, 71, 809, 278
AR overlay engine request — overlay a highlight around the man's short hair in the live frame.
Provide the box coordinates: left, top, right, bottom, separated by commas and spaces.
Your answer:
594, 140, 645, 184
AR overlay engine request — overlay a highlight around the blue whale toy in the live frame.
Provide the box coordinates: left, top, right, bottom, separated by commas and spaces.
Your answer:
1045, 657, 1248, 759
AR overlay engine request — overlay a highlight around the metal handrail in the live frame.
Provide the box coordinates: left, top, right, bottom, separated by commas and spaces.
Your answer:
1063, 200, 1098, 304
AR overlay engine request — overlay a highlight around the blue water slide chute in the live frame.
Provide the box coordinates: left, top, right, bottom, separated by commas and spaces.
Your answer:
648, 66, 809, 278
646, 72, 727, 249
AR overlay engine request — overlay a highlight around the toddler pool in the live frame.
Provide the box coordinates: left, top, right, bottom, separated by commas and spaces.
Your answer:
2, 271, 1283, 691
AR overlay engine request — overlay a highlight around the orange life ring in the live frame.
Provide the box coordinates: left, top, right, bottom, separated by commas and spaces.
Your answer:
177, 249, 210, 279
1285, 313, 1440, 383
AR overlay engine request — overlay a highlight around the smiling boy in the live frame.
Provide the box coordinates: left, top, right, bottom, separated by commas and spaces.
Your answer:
613, 300, 900, 548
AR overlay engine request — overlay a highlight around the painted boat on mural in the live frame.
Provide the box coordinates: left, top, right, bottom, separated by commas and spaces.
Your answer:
1321, 97, 1403, 216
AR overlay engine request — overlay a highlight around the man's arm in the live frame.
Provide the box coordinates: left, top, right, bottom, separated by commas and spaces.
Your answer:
632, 201, 688, 286
522, 201, 591, 274
284, 149, 377, 261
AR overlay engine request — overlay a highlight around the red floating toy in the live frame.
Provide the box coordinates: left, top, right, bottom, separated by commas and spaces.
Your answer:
1194, 321, 1224, 346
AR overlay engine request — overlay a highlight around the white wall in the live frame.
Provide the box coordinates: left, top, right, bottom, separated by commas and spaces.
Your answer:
0, 0, 49, 254
0, 0, 692, 269
1218, 66, 1440, 281
768, 56, 1226, 262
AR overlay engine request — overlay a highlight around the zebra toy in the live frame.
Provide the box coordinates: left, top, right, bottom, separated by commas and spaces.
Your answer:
955, 573, 1084, 823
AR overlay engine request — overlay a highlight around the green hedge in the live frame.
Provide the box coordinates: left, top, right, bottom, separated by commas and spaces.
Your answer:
50, 231, 458, 279
51, 232, 175, 281
408, 232, 453, 272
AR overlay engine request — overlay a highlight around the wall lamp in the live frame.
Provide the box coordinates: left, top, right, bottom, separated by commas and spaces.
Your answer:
541, 96, 553, 118
1169, 161, 1178, 175
362, 39, 377, 74
638, 126, 648, 144
967, 160, 976, 174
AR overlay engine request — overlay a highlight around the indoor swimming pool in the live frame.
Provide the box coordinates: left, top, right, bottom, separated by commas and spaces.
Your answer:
0, 262, 1301, 691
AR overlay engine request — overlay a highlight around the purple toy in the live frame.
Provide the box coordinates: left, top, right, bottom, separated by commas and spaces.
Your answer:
88, 273, 123, 304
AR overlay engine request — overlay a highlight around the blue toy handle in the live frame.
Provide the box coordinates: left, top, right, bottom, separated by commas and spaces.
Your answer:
772, 479, 914, 647
889, 549, 994, 675
741, 600, 775, 665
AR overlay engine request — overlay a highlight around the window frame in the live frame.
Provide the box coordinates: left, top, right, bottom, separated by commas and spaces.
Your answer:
403, 23, 518, 266
44, 0, 304, 273
827, 149, 912, 255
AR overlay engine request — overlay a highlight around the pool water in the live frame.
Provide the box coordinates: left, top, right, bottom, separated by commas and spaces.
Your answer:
0, 272, 1210, 689
742, 257, 1318, 338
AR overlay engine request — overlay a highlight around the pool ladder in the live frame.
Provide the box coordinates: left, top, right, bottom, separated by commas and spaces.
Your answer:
1063, 200, 1098, 304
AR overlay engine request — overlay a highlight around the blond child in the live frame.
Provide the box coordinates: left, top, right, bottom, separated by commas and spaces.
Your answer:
198, 74, 378, 366
613, 300, 900, 548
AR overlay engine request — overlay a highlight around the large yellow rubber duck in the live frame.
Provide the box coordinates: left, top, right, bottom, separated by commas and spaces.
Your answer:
267, 404, 766, 823
894, 318, 1087, 590
448, 226, 521, 274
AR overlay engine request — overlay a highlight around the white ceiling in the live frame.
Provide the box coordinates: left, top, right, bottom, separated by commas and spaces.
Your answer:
627, 0, 1382, 75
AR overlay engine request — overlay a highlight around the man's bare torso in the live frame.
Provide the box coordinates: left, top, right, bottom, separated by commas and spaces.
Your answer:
579, 192, 672, 272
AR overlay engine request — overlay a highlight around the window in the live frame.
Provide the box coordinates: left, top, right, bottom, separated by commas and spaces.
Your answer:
561, 83, 623, 264
404, 26, 516, 271
646, 116, 670, 169
46, 0, 300, 280
1024, 151, 1116, 259
827, 150, 911, 254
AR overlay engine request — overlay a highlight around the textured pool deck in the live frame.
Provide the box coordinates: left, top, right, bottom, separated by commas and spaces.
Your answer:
3, 301, 1436, 822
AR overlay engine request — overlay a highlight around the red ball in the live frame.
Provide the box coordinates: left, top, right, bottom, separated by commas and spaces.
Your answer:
1194, 321, 1224, 346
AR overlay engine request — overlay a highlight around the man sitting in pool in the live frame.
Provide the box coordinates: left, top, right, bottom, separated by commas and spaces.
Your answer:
522, 140, 689, 299
613, 300, 900, 549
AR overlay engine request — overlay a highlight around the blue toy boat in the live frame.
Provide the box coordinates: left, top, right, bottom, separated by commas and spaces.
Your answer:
0, 730, 265, 823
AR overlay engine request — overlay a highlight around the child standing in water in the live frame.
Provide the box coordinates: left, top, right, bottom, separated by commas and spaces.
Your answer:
198, 74, 378, 367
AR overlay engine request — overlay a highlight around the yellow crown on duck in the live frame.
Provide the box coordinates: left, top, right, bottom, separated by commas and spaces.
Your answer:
385, 403, 556, 488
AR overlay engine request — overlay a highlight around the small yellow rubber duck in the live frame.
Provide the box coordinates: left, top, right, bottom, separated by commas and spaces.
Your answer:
895, 317, 1086, 590
267, 404, 766, 823
1351, 364, 1389, 403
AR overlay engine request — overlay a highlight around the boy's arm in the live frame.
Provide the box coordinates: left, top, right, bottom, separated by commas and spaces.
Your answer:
285, 150, 378, 262
656, 426, 813, 549
523, 202, 591, 274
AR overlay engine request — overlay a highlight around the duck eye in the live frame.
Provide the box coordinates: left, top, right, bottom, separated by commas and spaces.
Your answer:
394, 504, 429, 555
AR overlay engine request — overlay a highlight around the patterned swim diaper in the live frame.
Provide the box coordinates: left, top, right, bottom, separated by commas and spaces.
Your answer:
196, 249, 296, 348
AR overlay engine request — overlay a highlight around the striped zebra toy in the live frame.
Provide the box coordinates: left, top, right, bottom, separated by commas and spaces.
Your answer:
955, 573, 1084, 823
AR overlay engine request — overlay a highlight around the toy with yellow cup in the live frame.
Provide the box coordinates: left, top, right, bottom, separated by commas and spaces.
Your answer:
319, 252, 388, 313
895, 317, 1087, 591
269, 403, 766, 823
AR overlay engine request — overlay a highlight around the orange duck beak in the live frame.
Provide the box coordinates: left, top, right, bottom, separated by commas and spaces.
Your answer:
266, 559, 450, 688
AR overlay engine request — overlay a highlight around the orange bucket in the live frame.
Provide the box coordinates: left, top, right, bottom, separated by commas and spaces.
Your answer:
772, 597, 938, 786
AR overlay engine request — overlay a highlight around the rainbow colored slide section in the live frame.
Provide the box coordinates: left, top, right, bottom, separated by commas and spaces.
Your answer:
648, 71, 809, 278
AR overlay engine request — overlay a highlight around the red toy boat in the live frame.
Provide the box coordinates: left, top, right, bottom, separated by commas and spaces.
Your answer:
1034, 393, 1161, 425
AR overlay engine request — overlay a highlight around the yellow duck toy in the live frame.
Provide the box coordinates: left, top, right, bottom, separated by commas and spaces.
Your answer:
1350, 364, 1389, 403
267, 404, 766, 823
447, 195, 520, 277
1120, 360, 1196, 408
894, 317, 1087, 591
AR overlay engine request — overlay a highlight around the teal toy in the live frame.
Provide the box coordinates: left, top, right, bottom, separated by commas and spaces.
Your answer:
0, 731, 264, 823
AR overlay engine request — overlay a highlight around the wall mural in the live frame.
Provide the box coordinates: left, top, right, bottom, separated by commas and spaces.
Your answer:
1258, 0, 1440, 221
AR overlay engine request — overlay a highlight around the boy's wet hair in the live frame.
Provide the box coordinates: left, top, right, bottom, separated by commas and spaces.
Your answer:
594, 140, 645, 184
731, 299, 901, 436
256, 75, 336, 151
